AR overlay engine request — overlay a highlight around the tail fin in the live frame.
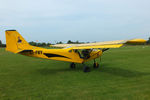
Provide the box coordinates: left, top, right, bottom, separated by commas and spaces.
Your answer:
5, 30, 32, 53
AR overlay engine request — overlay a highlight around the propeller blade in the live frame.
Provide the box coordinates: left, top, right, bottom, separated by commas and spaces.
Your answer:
102, 48, 109, 52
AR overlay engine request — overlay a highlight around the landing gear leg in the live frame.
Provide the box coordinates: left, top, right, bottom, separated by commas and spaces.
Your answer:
93, 59, 99, 69
70, 63, 76, 69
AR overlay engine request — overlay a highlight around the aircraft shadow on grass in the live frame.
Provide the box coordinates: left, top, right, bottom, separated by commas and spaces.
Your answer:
100, 64, 150, 77
37, 63, 150, 78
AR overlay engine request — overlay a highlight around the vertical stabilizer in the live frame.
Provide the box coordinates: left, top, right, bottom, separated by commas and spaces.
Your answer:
5, 30, 32, 53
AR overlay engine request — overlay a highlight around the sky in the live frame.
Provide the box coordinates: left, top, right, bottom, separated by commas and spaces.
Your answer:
0, 0, 150, 43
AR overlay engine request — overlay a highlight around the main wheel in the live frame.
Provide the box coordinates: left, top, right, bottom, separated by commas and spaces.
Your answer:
83, 66, 90, 72
93, 62, 99, 68
70, 63, 76, 69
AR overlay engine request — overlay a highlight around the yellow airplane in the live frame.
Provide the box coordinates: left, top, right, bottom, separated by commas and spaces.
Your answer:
5, 30, 146, 72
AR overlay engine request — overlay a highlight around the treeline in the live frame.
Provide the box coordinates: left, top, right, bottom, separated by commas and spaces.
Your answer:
1, 38, 150, 47
28, 40, 85, 47
29, 41, 51, 47
147, 37, 150, 44
57, 40, 85, 44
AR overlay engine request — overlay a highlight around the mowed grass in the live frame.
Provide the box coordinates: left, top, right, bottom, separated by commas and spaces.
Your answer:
0, 46, 150, 100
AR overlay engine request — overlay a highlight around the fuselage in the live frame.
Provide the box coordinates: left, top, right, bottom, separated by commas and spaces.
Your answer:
19, 48, 103, 63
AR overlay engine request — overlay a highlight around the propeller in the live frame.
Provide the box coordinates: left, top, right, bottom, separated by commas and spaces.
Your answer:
102, 48, 109, 52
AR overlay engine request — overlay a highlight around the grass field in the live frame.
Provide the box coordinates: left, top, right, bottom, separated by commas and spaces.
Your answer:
0, 46, 150, 100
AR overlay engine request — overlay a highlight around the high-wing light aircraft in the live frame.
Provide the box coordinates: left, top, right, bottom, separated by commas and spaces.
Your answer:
5, 30, 146, 72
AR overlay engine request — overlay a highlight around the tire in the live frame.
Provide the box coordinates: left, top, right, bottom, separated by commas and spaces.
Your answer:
83, 66, 90, 72
70, 63, 76, 69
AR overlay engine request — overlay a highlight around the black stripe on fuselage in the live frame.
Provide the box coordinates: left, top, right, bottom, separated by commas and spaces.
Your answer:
19, 50, 33, 53
44, 53, 71, 59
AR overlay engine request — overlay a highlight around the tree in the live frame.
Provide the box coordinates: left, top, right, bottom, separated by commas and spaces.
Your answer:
67, 40, 73, 44
57, 41, 63, 44
67, 40, 85, 44
75, 40, 79, 44
0, 40, 6, 47
41, 42, 46, 46
37, 43, 42, 46
29, 41, 37, 46
0, 40, 2, 44
47, 43, 51, 46
147, 37, 150, 44
0, 40, 2, 47
29, 41, 51, 47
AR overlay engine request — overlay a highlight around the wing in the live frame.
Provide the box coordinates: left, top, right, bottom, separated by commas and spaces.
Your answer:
69, 40, 125, 49
50, 44, 76, 48
126, 39, 147, 43
51, 39, 146, 50
50, 40, 125, 48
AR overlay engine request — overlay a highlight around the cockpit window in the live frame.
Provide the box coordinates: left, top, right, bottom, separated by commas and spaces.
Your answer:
69, 50, 72, 52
